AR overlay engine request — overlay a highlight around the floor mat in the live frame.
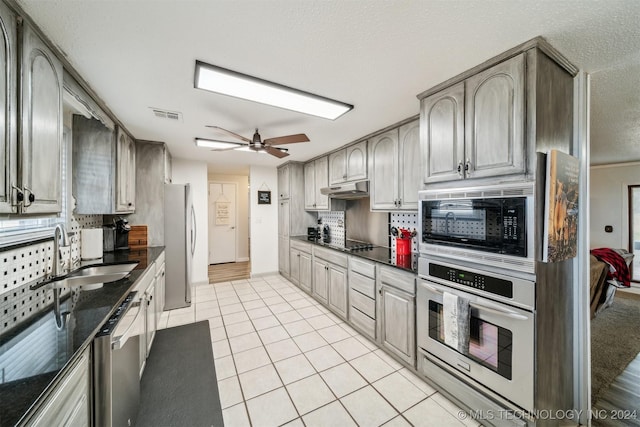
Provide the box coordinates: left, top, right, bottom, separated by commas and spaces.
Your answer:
137, 321, 223, 426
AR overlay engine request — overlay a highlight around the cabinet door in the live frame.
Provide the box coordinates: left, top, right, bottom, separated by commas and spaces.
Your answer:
303, 162, 315, 209
465, 53, 525, 179
398, 120, 421, 210
145, 281, 156, 356
369, 130, 398, 210
0, 3, 16, 214
278, 199, 290, 237
30, 347, 90, 427
299, 251, 312, 293
278, 236, 290, 276
127, 134, 136, 209
278, 165, 290, 199
346, 140, 367, 181
313, 260, 328, 303
315, 157, 329, 210
289, 248, 300, 285
328, 149, 346, 185
379, 285, 415, 366
155, 262, 165, 320
421, 82, 465, 184
328, 264, 348, 320
20, 23, 63, 214
116, 128, 135, 212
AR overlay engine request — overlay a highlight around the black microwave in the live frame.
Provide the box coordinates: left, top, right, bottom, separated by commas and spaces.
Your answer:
419, 196, 527, 257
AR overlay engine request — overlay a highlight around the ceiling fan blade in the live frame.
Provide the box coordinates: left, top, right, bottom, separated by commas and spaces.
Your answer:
263, 133, 310, 146
205, 126, 251, 143
264, 146, 290, 158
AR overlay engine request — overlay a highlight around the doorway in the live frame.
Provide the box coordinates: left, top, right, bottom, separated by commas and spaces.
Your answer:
628, 185, 640, 282
208, 182, 237, 264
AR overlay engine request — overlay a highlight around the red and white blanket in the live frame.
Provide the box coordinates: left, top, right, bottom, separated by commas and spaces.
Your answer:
590, 248, 631, 288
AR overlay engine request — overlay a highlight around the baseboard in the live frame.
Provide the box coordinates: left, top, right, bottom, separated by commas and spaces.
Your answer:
250, 271, 280, 279
237, 257, 250, 262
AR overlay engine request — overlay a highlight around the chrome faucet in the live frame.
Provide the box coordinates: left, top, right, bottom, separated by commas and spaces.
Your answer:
53, 223, 70, 277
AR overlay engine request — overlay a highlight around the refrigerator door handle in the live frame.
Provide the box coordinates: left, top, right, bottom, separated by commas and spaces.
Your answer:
190, 205, 197, 256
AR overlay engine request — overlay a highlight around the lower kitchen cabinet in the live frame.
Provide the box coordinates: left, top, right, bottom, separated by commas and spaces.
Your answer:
328, 264, 348, 319
278, 236, 290, 277
378, 266, 416, 366
313, 246, 348, 320
27, 347, 90, 427
348, 257, 377, 340
135, 261, 156, 377
290, 240, 312, 294
154, 255, 166, 324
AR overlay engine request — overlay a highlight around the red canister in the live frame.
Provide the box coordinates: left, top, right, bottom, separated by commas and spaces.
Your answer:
396, 237, 411, 255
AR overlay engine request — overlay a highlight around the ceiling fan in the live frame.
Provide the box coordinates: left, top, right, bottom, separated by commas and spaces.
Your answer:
205, 126, 310, 158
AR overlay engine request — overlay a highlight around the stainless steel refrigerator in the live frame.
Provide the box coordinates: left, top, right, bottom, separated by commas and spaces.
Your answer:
164, 183, 195, 310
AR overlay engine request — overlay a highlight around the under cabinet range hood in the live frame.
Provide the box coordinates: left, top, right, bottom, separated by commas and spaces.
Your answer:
320, 180, 369, 199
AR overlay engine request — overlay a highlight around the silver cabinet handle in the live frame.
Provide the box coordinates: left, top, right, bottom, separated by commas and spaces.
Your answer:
457, 162, 464, 178
465, 159, 471, 176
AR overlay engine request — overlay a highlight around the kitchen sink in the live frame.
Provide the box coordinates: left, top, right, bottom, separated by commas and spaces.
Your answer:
31, 261, 139, 291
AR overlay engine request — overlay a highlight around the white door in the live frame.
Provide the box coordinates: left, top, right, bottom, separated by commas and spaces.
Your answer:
209, 182, 237, 264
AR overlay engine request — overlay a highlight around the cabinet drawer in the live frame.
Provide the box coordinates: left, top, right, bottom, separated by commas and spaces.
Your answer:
349, 271, 376, 298
380, 266, 415, 295
313, 246, 348, 268
349, 307, 375, 340
350, 289, 375, 318
349, 256, 375, 279
291, 240, 312, 253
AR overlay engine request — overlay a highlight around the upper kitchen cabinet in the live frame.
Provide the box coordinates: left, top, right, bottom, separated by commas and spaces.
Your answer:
73, 117, 136, 214
304, 156, 328, 211
418, 39, 576, 187
115, 127, 136, 212
420, 83, 465, 184
19, 21, 64, 214
421, 54, 524, 184
328, 140, 367, 185
0, 2, 17, 214
278, 163, 290, 200
369, 119, 420, 211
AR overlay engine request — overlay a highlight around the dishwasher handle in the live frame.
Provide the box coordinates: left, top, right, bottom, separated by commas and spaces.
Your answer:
112, 301, 143, 350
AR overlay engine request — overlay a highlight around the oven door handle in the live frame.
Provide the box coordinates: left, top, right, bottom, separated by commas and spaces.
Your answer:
111, 301, 143, 350
422, 282, 528, 321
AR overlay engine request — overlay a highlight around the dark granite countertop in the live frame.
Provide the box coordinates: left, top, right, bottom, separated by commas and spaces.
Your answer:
290, 236, 418, 274
0, 246, 164, 427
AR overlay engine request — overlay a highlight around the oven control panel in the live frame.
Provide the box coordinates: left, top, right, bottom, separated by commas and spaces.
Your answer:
429, 263, 513, 298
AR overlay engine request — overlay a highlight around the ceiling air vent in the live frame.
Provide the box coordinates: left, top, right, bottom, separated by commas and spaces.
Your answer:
150, 107, 183, 122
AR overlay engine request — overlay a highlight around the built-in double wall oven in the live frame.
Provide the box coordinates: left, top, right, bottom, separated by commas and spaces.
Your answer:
416, 183, 537, 412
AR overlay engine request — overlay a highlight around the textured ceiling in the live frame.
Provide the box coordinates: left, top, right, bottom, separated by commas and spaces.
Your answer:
15, 0, 640, 172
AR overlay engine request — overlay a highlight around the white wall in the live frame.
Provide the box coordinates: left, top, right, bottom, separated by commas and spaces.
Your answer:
172, 158, 209, 284
208, 174, 249, 261
249, 166, 278, 276
590, 162, 640, 249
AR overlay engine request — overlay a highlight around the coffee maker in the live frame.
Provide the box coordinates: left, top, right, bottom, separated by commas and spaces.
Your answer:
104, 217, 131, 251
114, 218, 131, 250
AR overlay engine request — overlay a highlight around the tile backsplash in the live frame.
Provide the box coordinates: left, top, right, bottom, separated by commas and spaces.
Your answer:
0, 214, 101, 335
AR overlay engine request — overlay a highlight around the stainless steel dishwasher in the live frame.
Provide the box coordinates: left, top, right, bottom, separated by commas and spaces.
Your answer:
93, 291, 145, 427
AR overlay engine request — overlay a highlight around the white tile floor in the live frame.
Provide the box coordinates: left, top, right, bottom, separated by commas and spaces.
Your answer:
158, 274, 479, 427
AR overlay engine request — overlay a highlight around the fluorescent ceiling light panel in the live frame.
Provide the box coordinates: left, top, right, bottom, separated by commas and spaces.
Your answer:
195, 138, 242, 149
235, 146, 266, 153
194, 61, 353, 120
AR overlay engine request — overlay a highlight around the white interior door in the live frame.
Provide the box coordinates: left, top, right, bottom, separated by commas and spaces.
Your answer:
209, 182, 237, 264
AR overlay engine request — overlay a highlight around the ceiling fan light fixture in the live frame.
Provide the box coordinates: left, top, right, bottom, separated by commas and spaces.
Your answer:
194, 61, 353, 120
195, 138, 242, 149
